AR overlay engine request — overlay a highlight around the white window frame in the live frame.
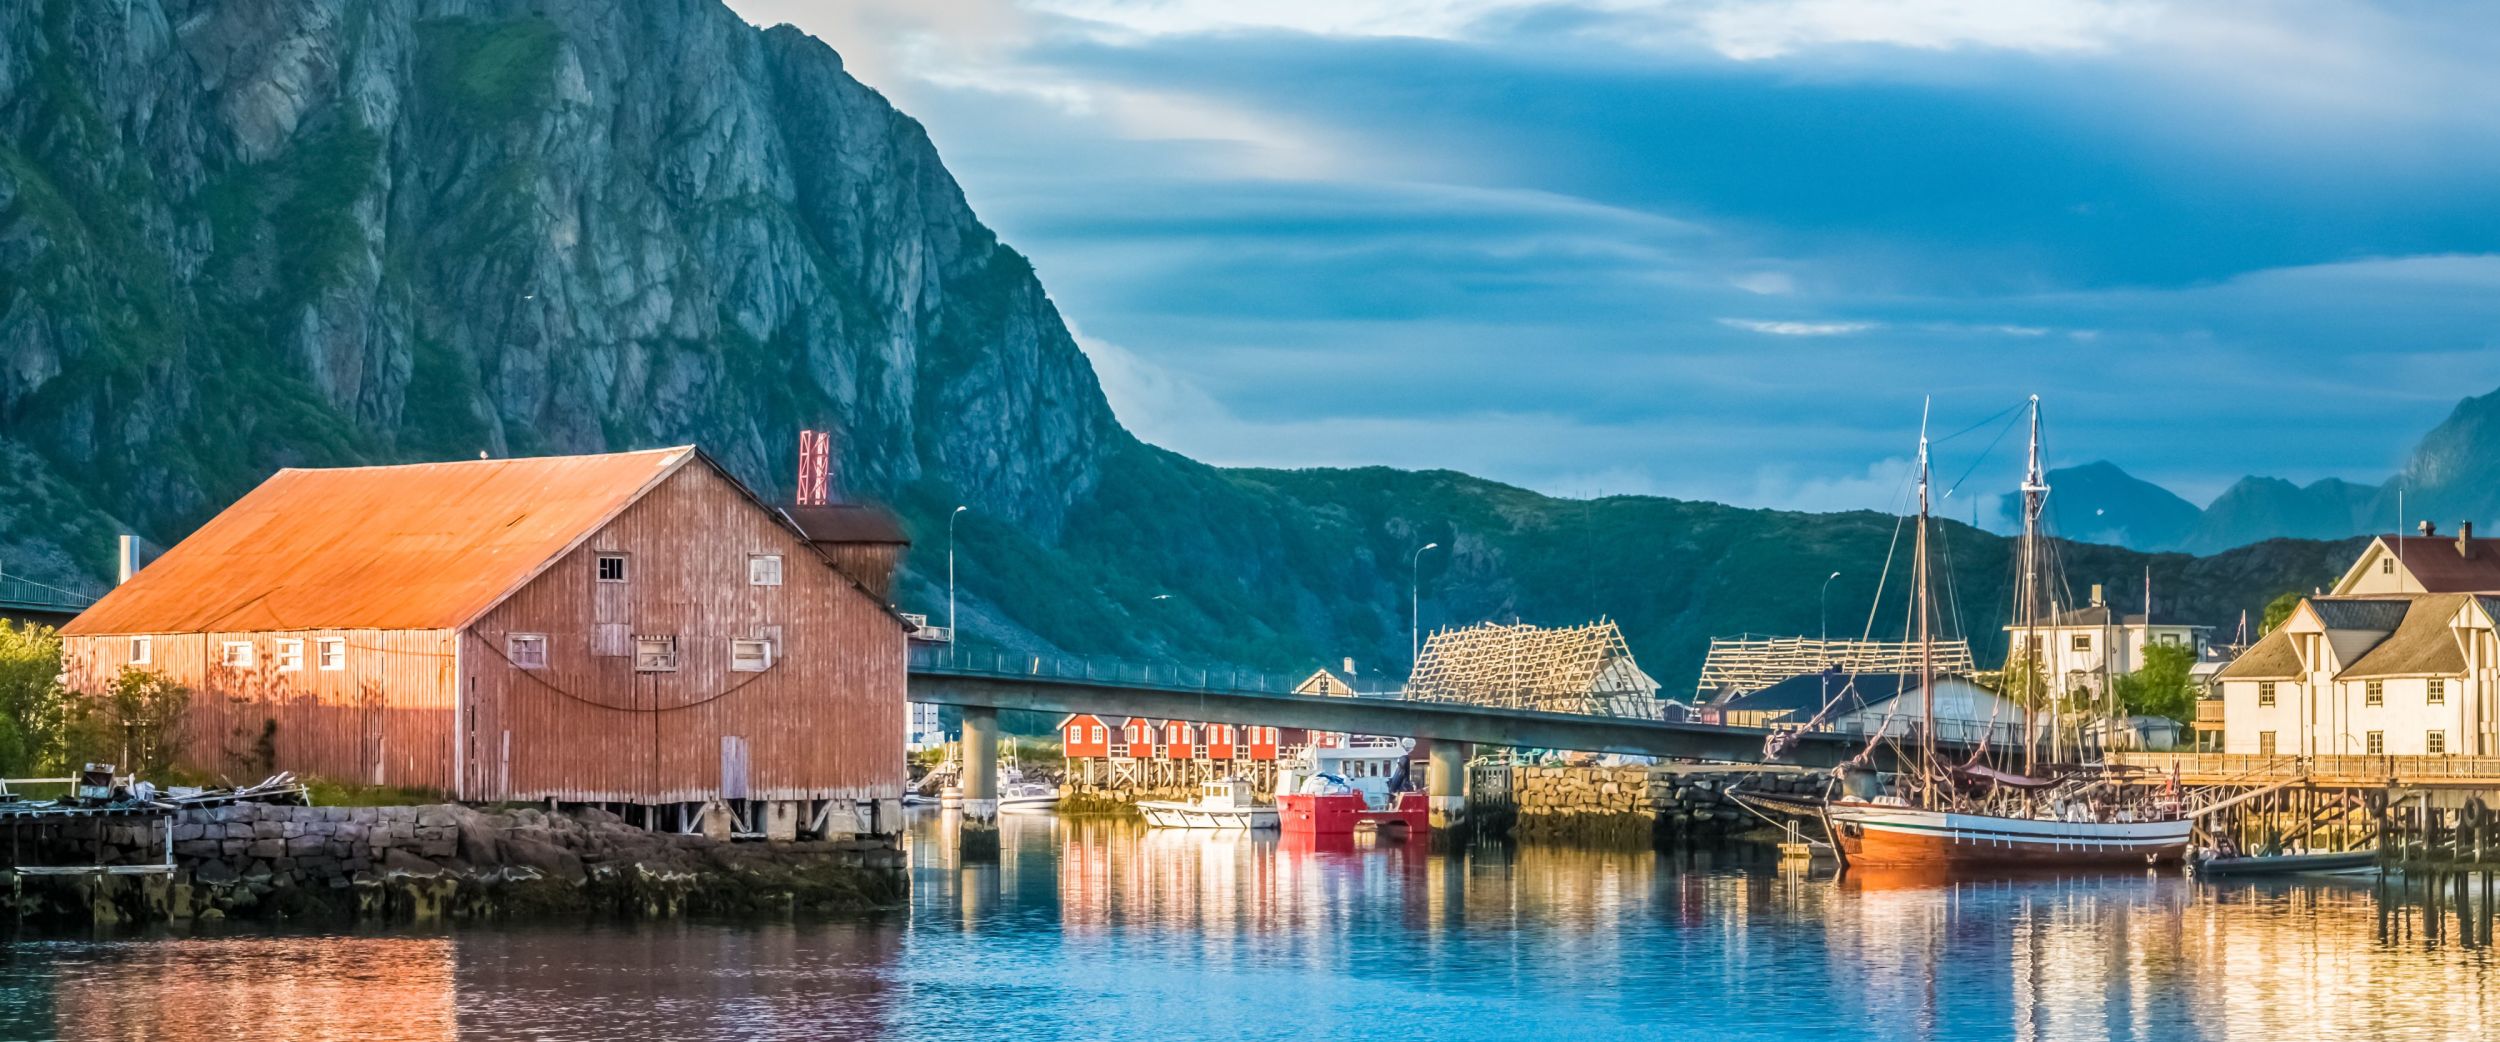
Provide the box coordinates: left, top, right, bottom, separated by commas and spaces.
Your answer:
2365, 680, 2385, 707
274, 638, 304, 672
129, 635, 151, 665
317, 638, 347, 671
749, 554, 783, 587
596, 553, 629, 583
1091, 726, 1104, 743
221, 641, 255, 668
730, 638, 773, 672
2366, 730, 2385, 755
2257, 681, 2276, 707
2071, 633, 2092, 652
508, 634, 549, 669
2428, 678, 2446, 705
635, 635, 680, 673
2428, 730, 2448, 755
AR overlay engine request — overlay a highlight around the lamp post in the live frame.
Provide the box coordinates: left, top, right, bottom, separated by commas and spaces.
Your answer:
1820, 571, 1840, 705
1411, 542, 1441, 667
947, 505, 967, 658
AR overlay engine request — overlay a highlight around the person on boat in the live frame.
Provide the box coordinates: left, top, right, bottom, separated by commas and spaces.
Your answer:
1387, 758, 1411, 793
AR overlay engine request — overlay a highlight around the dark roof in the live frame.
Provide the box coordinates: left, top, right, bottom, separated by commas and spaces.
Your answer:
1718, 670, 1918, 720
2377, 535, 2500, 593
782, 503, 910, 545
2012, 604, 2208, 629
2308, 597, 2412, 632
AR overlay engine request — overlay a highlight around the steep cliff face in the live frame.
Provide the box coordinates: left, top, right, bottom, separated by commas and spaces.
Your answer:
0, 0, 1118, 580
0, 0, 2358, 689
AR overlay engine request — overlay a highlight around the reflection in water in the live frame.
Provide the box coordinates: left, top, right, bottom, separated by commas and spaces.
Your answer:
1, 814, 2493, 1041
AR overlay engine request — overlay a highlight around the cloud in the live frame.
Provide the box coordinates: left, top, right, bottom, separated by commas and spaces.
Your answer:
1690, 0, 2157, 60
1719, 318, 1876, 336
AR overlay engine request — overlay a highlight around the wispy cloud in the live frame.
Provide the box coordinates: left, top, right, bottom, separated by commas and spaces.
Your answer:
1719, 318, 1877, 336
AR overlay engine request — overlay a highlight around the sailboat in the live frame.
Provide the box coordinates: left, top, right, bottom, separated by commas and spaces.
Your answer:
1819, 398, 2193, 870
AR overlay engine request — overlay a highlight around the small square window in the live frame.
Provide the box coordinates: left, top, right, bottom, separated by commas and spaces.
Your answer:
2429, 678, 2446, 704
2366, 680, 2385, 706
221, 641, 255, 668
129, 636, 151, 665
508, 634, 548, 669
2366, 730, 2385, 755
635, 635, 679, 672
317, 638, 346, 671
2428, 731, 2448, 755
2382, 557, 2396, 575
1091, 726, 1104, 743
597, 554, 629, 583
274, 638, 304, 672
2071, 633, 2092, 652
730, 638, 773, 672
749, 555, 783, 586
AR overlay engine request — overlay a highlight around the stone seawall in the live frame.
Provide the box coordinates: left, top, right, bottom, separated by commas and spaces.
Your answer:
1478, 764, 1823, 846
3, 803, 905, 925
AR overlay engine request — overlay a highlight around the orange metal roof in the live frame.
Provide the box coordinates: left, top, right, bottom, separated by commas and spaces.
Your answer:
65, 447, 696, 636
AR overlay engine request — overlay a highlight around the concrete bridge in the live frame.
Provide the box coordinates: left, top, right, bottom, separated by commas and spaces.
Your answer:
906, 647, 1954, 821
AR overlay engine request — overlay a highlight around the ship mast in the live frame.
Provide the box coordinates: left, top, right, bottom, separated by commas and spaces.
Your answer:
1914, 399, 1936, 786
2019, 396, 2047, 775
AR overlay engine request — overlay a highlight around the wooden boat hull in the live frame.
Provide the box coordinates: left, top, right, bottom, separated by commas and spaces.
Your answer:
1826, 802, 2190, 869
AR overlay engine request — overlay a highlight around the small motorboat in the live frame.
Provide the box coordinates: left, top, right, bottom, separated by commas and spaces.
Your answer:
1139, 777, 1278, 829
997, 776, 1062, 813
2193, 848, 2378, 877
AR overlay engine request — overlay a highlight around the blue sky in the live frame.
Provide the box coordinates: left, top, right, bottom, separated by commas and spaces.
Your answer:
727, 0, 2500, 513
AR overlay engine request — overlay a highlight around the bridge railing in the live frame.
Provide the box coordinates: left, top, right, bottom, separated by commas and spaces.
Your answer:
908, 644, 1318, 697
0, 574, 98, 616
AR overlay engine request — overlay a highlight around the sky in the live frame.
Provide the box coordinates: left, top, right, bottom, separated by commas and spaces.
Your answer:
726, 0, 2500, 515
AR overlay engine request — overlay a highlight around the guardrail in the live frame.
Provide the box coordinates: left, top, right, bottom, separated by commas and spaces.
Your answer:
2112, 751, 2500, 782
0, 575, 97, 614
909, 644, 1319, 697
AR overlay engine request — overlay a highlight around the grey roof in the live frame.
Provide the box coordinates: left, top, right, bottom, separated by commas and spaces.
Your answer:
2340, 594, 2471, 678
1717, 670, 1917, 721
2307, 598, 2413, 632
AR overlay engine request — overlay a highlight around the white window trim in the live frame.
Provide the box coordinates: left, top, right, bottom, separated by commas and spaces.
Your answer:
317, 638, 347, 671
221, 641, 255, 668
635, 635, 679, 673
729, 638, 773, 673
274, 638, 305, 673
130, 636, 152, 665
749, 554, 783, 587
508, 633, 549, 669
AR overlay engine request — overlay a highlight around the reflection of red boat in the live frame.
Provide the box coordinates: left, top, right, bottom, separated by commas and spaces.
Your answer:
1278, 791, 1428, 836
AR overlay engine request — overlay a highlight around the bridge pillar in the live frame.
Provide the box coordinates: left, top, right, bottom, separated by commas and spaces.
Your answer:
1428, 741, 1469, 830
961, 706, 1000, 822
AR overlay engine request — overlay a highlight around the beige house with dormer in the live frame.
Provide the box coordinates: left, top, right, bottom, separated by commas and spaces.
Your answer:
2216, 593, 2499, 758
2003, 586, 2210, 696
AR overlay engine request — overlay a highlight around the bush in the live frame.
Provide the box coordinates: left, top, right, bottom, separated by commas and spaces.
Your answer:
0, 621, 71, 774
67, 666, 190, 775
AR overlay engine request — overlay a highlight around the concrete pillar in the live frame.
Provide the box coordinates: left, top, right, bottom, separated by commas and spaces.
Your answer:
1428, 740, 1468, 830
961, 707, 999, 822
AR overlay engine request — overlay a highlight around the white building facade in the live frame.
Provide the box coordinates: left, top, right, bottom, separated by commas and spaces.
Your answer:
2216, 593, 2499, 758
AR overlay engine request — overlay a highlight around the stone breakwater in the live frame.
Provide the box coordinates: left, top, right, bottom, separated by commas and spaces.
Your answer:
3, 803, 904, 925
1475, 764, 1826, 846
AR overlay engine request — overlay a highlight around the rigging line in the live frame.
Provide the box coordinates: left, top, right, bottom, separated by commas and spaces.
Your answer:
1931, 398, 2027, 445
1941, 405, 2029, 501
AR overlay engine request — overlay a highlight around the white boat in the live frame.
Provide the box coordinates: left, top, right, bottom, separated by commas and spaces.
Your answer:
1138, 777, 1277, 829
998, 776, 1062, 813
1283, 735, 1417, 812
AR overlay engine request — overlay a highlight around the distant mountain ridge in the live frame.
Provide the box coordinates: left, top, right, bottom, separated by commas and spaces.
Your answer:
2005, 386, 2500, 554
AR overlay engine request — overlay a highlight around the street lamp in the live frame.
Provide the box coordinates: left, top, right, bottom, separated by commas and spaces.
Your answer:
1411, 542, 1441, 667
947, 505, 968, 657
1820, 571, 1841, 706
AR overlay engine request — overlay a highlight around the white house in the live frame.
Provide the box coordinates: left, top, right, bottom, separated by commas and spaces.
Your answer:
2331, 522, 2500, 596
2215, 592, 2499, 758
1710, 670, 2027, 746
2002, 586, 2211, 695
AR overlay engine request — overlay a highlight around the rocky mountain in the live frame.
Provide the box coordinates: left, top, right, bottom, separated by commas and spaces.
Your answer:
0, 0, 2368, 697
2031, 387, 2500, 554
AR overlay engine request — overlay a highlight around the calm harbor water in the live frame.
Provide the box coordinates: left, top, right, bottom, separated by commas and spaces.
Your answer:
2, 812, 2494, 1041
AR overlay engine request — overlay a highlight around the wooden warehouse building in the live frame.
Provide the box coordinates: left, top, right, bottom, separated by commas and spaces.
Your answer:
59, 447, 908, 838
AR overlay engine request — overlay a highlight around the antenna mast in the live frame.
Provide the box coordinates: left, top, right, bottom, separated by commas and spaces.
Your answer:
1915, 399, 1937, 780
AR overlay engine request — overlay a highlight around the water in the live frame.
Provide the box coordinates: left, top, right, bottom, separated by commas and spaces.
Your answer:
3, 813, 2495, 1041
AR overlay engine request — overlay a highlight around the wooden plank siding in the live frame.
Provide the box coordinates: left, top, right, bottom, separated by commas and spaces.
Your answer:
61, 629, 459, 790
462, 460, 905, 804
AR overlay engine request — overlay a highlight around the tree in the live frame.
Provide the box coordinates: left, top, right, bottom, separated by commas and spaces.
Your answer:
2115, 642, 2199, 723
0, 621, 71, 774
2260, 592, 2302, 637
68, 666, 190, 776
